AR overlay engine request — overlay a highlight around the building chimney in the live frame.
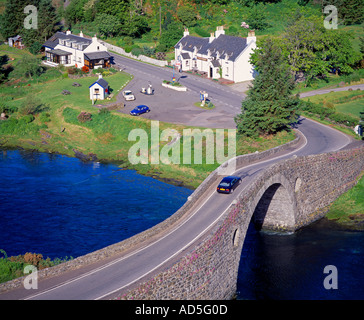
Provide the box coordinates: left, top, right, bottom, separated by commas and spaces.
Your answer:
92, 34, 98, 42
66, 30, 71, 35
183, 28, 189, 37
79, 31, 84, 38
247, 30, 256, 43
215, 26, 225, 38
209, 32, 215, 43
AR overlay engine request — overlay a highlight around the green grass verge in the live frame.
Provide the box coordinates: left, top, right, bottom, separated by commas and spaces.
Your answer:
326, 172, 364, 227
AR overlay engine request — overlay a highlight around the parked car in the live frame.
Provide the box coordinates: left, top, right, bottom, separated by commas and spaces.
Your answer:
122, 90, 135, 101
130, 105, 150, 116
216, 176, 242, 194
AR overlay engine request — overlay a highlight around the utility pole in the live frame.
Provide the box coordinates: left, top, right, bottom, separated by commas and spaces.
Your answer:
159, 5, 162, 36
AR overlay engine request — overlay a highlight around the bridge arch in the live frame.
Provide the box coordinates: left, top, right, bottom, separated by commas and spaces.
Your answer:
249, 174, 298, 232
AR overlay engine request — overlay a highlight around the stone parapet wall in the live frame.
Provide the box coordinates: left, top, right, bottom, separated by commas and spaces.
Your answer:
102, 42, 168, 67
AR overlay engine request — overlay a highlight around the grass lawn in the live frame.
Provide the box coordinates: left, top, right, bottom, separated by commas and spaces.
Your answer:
2, 71, 132, 111
326, 172, 364, 227
301, 90, 364, 119
335, 99, 364, 118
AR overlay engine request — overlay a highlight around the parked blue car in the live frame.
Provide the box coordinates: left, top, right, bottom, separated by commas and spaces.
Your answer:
130, 105, 150, 116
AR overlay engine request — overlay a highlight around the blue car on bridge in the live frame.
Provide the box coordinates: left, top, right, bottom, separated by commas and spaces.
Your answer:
216, 176, 242, 194
130, 105, 150, 116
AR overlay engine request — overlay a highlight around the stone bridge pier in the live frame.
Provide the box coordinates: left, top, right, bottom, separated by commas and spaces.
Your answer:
117, 147, 364, 300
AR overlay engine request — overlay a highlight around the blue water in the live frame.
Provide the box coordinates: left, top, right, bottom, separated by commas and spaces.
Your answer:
0, 149, 192, 259
237, 221, 364, 300
1, 149, 363, 299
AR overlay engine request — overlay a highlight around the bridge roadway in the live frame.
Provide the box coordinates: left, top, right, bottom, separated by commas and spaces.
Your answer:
0, 55, 359, 300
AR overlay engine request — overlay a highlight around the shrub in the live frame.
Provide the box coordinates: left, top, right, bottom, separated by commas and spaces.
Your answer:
77, 111, 92, 123
67, 67, 78, 75
39, 112, 51, 123
156, 43, 167, 53
0, 105, 18, 114
19, 114, 35, 124
194, 27, 210, 37
20, 94, 45, 115
142, 46, 155, 57
81, 65, 89, 73
131, 46, 143, 57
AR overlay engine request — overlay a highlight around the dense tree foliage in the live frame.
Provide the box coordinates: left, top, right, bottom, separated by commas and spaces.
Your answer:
251, 15, 362, 84
322, 0, 363, 25
0, 0, 60, 51
235, 38, 298, 137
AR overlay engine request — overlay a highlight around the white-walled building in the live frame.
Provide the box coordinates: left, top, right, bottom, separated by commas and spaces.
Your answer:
43, 31, 111, 69
174, 26, 256, 83
89, 74, 109, 101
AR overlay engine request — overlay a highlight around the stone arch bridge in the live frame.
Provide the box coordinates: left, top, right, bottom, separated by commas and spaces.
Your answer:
119, 145, 364, 300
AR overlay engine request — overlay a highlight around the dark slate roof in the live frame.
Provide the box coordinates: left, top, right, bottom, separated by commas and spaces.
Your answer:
48, 49, 72, 56
175, 34, 247, 62
84, 51, 111, 60
89, 78, 109, 89
43, 32, 92, 50
180, 52, 191, 59
211, 60, 221, 67
175, 35, 210, 53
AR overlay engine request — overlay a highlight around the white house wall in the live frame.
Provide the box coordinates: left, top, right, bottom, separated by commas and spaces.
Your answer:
233, 39, 256, 82
84, 40, 108, 54
89, 83, 105, 100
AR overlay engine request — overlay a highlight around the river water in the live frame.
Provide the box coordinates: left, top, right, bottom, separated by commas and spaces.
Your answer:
1, 149, 363, 299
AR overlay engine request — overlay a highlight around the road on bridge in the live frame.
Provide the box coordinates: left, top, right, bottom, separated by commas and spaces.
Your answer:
0, 53, 360, 300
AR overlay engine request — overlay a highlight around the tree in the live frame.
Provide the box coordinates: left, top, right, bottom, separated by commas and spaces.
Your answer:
322, 0, 363, 25
246, 4, 271, 31
177, 6, 197, 27
272, 15, 362, 83
22, 0, 60, 48
1, 0, 59, 49
94, 13, 122, 37
10, 55, 45, 79
235, 38, 298, 137
159, 21, 183, 50
0, 0, 28, 40
121, 14, 150, 38
95, 0, 129, 20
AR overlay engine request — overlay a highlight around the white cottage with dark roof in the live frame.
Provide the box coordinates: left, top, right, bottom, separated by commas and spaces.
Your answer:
43, 31, 111, 69
89, 74, 109, 101
174, 26, 256, 83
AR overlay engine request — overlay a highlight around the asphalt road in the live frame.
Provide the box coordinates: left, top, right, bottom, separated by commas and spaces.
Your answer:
0, 54, 360, 300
